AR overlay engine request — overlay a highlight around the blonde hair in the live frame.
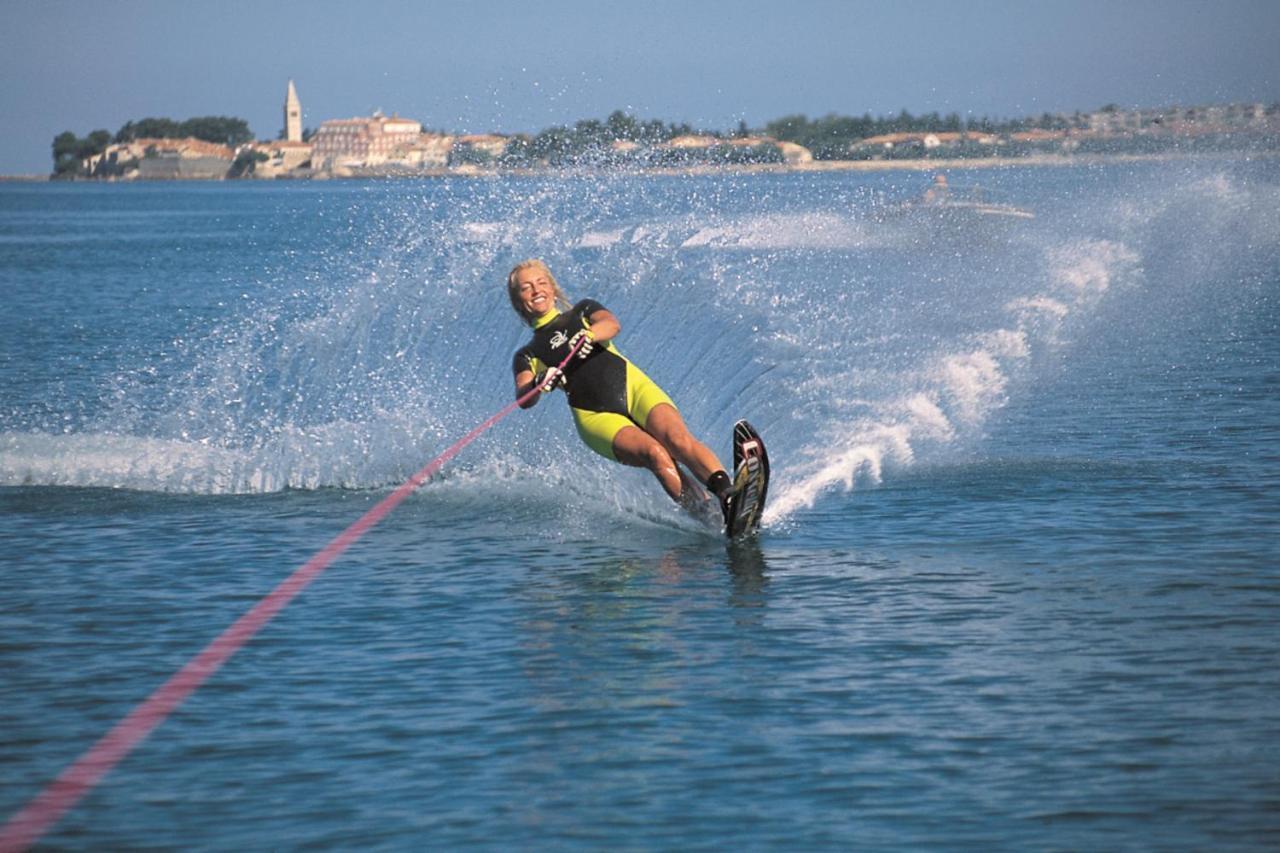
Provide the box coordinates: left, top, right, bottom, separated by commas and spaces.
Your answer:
507, 259, 572, 325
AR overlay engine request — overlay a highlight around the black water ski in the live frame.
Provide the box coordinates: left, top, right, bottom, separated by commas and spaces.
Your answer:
724, 420, 770, 538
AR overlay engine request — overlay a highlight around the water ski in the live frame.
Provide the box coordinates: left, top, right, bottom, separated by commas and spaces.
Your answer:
676, 420, 769, 537
724, 420, 770, 538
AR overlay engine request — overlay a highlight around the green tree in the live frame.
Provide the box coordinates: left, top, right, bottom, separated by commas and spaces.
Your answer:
573, 118, 610, 151
639, 119, 667, 144
50, 129, 112, 176
528, 125, 573, 165
52, 131, 79, 159
606, 110, 641, 142
82, 129, 111, 157
115, 117, 181, 142
51, 131, 81, 175
179, 116, 253, 147
764, 114, 810, 141
498, 134, 534, 167
114, 116, 252, 147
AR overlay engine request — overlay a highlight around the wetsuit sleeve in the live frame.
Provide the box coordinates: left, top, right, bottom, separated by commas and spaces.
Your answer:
575, 298, 607, 326
512, 346, 535, 375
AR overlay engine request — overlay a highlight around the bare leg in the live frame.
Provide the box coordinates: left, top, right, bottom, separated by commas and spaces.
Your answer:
611, 424, 683, 501
643, 403, 726, 484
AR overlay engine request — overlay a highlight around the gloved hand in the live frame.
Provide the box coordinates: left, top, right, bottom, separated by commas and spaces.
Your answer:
569, 329, 595, 359
538, 366, 565, 393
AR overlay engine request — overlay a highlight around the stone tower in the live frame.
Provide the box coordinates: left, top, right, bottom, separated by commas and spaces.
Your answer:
284, 80, 302, 142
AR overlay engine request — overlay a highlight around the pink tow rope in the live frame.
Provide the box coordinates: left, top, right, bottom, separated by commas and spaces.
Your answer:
0, 340, 584, 852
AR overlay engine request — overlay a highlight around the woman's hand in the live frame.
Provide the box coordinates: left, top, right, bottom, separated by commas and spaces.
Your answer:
569, 329, 595, 359
539, 366, 565, 392
516, 368, 557, 408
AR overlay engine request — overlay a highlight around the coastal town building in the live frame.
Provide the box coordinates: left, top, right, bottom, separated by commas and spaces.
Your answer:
666, 134, 721, 149
1083, 103, 1274, 136
284, 80, 302, 143
136, 138, 235, 179
241, 139, 313, 178
776, 141, 813, 165
724, 135, 813, 164
84, 137, 234, 180
402, 133, 454, 169
310, 113, 422, 172
337, 133, 455, 175
853, 132, 1001, 156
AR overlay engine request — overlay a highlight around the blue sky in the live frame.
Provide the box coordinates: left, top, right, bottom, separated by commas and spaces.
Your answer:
2, 0, 1277, 173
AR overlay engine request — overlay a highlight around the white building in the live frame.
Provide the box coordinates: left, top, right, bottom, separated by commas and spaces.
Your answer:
310, 113, 423, 171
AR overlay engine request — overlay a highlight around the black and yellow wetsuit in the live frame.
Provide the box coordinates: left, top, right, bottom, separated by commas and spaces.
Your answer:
512, 299, 676, 460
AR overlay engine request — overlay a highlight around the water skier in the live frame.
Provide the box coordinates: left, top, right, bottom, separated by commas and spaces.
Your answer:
922, 173, 950, 204
506, 259, 733, 520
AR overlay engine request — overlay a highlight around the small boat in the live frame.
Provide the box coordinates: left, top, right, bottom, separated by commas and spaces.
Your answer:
913, 175, 1033, 216
873, 177, 1035, 234
919, 197, 1035, 219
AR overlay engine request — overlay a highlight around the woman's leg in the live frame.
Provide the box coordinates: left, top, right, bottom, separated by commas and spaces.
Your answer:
612, 424, 684, 500
643, 403, 726, 484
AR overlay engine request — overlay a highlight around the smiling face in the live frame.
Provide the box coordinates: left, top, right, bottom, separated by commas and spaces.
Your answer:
515, 267, 555, 317
507, 259, 568, 324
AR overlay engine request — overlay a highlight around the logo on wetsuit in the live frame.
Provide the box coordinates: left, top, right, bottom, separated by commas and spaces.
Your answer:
549, 330, 569, 349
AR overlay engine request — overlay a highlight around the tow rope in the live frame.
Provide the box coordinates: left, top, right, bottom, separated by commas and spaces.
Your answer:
0, 339, 584, 852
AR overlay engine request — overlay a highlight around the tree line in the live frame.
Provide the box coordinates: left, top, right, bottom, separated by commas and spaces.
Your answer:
478, 108, 1109, 165
490, 111, 770, 167
761, 111, 1107, 159
495, 105, 1277, 164
53, 103, 1278, 175
52, 116, 253, 176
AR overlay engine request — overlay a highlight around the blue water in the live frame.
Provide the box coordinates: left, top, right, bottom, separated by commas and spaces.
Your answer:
2, 161, 1278, 849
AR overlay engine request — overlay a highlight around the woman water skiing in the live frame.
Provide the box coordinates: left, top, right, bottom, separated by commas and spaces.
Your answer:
507, 259, 733, 520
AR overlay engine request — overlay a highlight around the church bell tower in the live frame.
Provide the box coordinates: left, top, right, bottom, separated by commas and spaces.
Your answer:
284, 80, 302, 142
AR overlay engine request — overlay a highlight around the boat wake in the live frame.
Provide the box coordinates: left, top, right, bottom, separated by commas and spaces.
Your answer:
3, 167, 1274, 537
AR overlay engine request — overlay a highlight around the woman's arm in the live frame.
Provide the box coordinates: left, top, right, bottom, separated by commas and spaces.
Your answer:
585, 308, 621, 342
515, 369, 541, 408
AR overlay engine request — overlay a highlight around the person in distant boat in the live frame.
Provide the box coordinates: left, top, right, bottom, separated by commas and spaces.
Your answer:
506, 258, 732, 517
922, 173, 950, 204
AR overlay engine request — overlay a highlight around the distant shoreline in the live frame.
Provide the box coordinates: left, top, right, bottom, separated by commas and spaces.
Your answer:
752, 149, 1278, 172
4, 149, 1274, 183
596, 149, 1277, 178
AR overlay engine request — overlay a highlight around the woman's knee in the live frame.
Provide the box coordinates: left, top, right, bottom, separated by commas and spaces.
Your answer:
613, 426, 674, 472
632, 437, 675, 474
647, 441, 676, 472
649, 409, 700, 457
